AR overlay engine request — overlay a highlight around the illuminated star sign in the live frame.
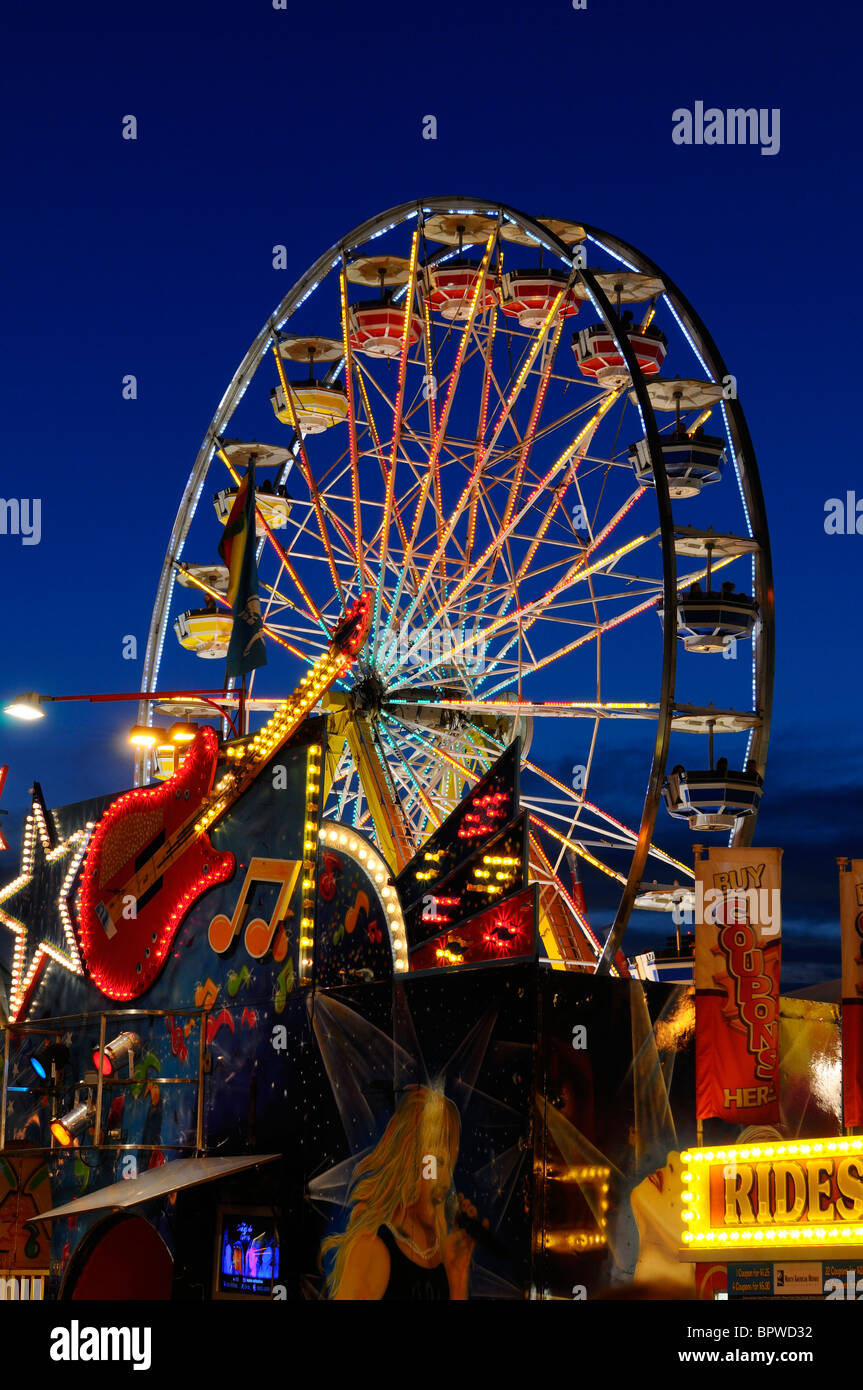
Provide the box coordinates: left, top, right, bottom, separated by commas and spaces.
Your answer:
0, 783, 93, 1021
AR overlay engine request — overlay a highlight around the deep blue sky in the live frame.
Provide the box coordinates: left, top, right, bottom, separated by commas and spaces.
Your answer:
1, 0, 861, 985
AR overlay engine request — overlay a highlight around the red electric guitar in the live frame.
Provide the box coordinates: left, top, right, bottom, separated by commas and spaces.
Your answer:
77, 594, 371, 999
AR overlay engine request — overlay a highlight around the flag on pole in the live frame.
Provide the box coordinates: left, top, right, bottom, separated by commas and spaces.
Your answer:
839, 860, 863, 1126
217, 457, 267, 680
694, 846, 782, 1123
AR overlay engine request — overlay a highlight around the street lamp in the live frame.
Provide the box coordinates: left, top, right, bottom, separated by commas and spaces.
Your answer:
3, 692, 45, 720
3, 688, 240, 739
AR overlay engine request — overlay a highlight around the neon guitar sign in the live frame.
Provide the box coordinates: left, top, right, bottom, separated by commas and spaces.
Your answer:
77, 594, 371, 999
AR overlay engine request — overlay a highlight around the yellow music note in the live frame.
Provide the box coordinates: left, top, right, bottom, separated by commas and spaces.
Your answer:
208, 858, 302, 959
194, 978, 219, 1010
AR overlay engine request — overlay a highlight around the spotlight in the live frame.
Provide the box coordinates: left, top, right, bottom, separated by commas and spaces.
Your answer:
93, 1031, 141, 1076
128, 724, 158, 748
30, 1042, 70, 1081
169, 721, 197, 744
51, 1100, 95, 1148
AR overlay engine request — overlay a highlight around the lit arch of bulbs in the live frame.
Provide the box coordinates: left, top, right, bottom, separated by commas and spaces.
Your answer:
318, 821, 408, 973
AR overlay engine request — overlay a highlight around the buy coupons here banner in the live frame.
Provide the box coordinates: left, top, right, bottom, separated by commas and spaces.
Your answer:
695, 847, 782, 1123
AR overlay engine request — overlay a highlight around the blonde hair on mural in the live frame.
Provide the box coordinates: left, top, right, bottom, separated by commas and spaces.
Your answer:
321, 1084, 460, 1297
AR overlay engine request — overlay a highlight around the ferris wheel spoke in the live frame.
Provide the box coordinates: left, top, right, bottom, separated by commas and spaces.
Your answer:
421, 294, 438, 438
405, 698, 660, 721
472, 304, 497, 467
405, 526, 656, 686
270, 347, 347, 610
528, 812, 627, 887
510, 397, 623, 585
351, 368, 444, 637
377, 725, 442, 835
501, 321, 565, 535
476, 548, 741, 699
380, 232, 498, 651
519, 752, 693, 882
339, 259, 364, 586
475, 490, 655, 684
393, 393, 623, 673
258, 567, 290, 624
521, 799, 637, 851
382, 713, 494, 788
395, 286, 569, 643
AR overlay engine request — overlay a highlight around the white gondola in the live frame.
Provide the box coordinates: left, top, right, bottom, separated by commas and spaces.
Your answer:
662, 762, 763, 832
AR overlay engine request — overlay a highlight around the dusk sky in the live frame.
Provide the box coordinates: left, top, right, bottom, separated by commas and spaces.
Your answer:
2, 0, 860, 987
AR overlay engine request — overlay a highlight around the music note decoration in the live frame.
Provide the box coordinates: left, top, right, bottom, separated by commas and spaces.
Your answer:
275, 959, 294, 1014
166, 1015, 188, 1062
194, 977, 219, 1010
227, 964, 251, 997
208, 858, 302, 960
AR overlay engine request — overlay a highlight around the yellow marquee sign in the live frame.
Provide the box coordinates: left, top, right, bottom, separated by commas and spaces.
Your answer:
680, 1136, 863, 1257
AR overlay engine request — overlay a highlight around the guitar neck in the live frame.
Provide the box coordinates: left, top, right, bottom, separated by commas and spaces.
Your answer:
231, 647, 351, 797
195, 596, 371, 838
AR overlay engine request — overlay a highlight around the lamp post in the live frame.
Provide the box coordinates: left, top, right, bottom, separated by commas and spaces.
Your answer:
3, 688, 242, 782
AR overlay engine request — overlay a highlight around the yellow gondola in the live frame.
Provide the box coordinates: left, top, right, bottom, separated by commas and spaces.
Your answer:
173, 609, 232, 659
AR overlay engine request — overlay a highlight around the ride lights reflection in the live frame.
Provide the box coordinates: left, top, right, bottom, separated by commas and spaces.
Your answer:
51, 1099, 95, 1147
93, 1030, 141, 1076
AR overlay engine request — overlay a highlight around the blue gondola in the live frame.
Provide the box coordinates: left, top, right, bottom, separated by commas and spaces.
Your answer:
629, 427, 725, 499
661, 581, 758, 653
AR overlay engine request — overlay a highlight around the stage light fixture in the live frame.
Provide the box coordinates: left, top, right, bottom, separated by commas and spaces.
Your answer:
30, 1042, 70, 1080
93, 1031, 141, 1076
50, 1100, 95, 1147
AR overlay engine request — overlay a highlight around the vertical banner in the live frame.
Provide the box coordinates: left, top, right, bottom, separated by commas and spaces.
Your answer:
839, 860, 863, 1127
694, 846, 782, 1123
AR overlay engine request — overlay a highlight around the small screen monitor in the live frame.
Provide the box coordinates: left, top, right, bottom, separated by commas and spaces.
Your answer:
213, 1205, 280, 1300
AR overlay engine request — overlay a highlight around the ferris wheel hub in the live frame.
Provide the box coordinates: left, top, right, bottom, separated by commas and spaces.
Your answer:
352, 669, 387, 718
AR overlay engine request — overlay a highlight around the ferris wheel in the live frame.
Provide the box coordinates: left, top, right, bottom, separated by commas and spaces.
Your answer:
137, 198, 773, 972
